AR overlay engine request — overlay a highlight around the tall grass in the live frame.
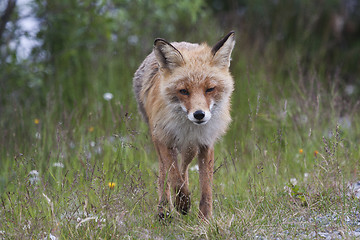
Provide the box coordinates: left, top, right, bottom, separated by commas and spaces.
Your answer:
2, 45, 359, 238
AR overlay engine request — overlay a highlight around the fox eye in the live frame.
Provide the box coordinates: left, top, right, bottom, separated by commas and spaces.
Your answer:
179, 89, 189, 95
206, 87, 215, 93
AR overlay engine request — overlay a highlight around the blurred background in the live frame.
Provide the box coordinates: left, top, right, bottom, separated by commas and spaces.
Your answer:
1, 0, 359, 110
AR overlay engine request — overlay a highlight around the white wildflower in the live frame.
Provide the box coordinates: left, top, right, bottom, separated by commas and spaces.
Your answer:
304, 172, 309, 180
290, 178, 298, 186
35, 132, 41, 139
29, 176, 39, 184
22, 220, 31, 230
48, 233, 58, 240
284, 185, 291, 193
103, 92, 113, 101
190, 164, 199, 172
29, 170, 39, 176
29, 170, 40, 184
95, 216, 106, 223
53, 162, 64, 168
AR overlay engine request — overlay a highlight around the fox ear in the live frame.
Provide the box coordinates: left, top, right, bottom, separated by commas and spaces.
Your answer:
211, 31, 235, 68
154, 39, 184, 72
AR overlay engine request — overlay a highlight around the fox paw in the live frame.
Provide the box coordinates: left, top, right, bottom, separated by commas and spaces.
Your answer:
175, 191, 191, 215
157, 209, 172, 223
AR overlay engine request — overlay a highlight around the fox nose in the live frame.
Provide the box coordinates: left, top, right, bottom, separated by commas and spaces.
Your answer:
193, 110, 205, 120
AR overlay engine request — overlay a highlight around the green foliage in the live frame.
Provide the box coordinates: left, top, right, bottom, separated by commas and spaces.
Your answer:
287, 182, 307, 206
209, 0, 360, 81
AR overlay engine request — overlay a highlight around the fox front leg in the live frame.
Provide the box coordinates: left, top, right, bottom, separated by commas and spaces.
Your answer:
154, 140, 178, 220
198, 145, 214, 220
154, 140, 190, 219
173, 146, 197, 215
180, 146, 197, 187
157, 158, 172, 220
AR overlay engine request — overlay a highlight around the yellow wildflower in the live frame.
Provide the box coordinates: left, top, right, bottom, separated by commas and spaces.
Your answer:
34, 118, 40, 124
108, 182, 116, 189
299, 149, 303, 154
89, 126, 94, 132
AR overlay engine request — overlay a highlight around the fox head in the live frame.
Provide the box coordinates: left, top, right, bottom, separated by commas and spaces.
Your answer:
153, 32, 235, 125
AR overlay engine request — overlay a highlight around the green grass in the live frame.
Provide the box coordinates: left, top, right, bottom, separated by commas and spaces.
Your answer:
1, 38, 360, 239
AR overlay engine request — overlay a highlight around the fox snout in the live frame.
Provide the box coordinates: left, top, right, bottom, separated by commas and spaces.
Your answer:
188, 109, 212, 125
194, 110, 205, 120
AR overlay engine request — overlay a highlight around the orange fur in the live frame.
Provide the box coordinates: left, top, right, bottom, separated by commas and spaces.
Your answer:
133, 32, 235, 220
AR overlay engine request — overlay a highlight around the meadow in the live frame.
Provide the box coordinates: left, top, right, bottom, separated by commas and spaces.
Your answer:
1, 0, 360, 239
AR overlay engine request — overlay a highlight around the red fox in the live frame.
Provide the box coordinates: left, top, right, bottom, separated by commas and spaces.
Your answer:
133, 31, 235, 220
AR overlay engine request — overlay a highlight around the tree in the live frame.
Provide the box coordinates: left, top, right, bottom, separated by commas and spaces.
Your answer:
0, 0, 16, 44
